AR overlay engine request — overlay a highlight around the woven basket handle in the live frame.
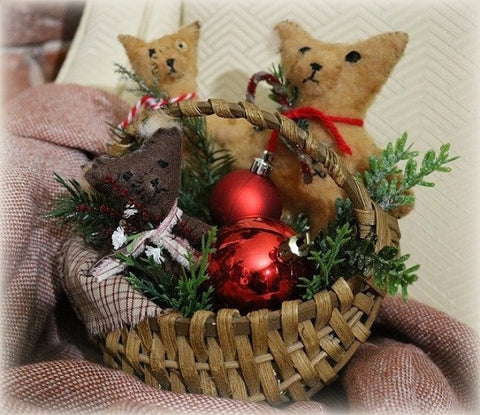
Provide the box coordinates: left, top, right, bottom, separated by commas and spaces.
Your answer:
167, 99, 400, 249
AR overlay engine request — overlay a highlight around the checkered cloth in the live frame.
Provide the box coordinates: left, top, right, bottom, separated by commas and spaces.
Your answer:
1, 84, 478, 413
58, 234, 169, 336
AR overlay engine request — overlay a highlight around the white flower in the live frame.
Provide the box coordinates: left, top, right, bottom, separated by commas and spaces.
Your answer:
111, 226, 127, 250
123, 204, 138, 219
145, 245, 165, 264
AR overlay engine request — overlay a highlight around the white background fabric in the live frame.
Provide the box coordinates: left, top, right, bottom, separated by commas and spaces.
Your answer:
56, 0, 480, 330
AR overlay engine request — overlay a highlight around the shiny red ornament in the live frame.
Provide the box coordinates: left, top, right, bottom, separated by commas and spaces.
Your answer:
210, 151, 282, 226
207, 217, 311, 314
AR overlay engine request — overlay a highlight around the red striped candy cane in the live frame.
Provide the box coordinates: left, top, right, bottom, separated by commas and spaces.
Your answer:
118, 92, 198, 130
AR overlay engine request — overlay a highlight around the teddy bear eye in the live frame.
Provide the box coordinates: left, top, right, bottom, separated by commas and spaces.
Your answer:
299, 46, 311, 54
345, 50, 361, 63
175, 40, 188, 51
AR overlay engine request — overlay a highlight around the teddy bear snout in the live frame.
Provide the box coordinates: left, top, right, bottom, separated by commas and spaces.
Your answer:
166, 58, 177, 74
302, 62, 323, 84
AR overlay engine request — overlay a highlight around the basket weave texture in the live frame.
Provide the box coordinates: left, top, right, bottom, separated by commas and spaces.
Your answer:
62, 99, 400, 405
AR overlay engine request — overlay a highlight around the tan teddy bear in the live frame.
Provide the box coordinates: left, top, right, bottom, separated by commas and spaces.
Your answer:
210, 21, 410, 235
118, 21, 200, 99
113, 22, 201, 156
273, 21, 410, 233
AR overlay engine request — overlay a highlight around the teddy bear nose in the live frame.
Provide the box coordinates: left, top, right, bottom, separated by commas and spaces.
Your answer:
310, 62, 322, 71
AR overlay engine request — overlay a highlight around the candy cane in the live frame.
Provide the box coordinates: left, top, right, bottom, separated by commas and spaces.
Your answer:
118, 92, 198, 130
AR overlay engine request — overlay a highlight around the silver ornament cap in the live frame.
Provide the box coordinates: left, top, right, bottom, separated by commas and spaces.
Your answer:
250, 150, 274, 177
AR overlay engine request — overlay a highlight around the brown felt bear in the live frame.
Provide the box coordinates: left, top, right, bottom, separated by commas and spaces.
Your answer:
84, 120, 210, 246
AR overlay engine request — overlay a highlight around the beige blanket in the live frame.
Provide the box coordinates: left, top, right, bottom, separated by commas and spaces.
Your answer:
1, 84, 478, 414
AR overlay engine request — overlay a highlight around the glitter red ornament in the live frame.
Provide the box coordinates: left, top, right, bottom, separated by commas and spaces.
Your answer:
209, 151, 282, 226
207, 217, 311, 314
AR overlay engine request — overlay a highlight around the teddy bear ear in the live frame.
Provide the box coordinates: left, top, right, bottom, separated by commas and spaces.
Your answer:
117, 34, 146, 54
389, 31, 409, 55
274, 20, 313, 44
179, 21, 201, 42
368, 31, 409, 58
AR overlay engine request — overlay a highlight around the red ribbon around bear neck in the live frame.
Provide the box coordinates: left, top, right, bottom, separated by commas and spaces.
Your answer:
268, 107, 364, 156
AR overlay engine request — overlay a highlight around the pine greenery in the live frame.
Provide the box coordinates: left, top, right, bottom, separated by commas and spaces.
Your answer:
168, 227, 216, 316
268, 63, 297, 109
119, 254, 177, 306
179, 116, 234, 223
47, 173, 121, 247
298, 198, 420, 300
359, 133, 458, 212
114, 63, 168, 100
372, 246, 419, 299
122, 227, 217, 317
297, 221, 352, 299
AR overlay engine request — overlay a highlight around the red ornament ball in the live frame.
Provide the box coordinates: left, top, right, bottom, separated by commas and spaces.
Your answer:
207, 217, 310, 314
209, 169, 282, 226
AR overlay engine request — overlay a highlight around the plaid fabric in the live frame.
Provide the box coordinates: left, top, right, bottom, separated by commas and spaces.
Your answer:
1, 84, 478, 414
59, 235, 169, 335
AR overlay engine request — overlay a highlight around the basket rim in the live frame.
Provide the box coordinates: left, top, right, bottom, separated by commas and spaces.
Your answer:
147, 275, 385, 337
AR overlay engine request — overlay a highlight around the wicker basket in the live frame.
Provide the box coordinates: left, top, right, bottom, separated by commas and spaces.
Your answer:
66, 99, 401, 405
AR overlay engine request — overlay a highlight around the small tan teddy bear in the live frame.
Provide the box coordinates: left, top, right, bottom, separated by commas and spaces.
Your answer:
114, 22, 201, 157
118, 21, 200, 98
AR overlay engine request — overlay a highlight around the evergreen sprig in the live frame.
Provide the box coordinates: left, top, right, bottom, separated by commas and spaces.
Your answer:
297, 221, 352, 300
47, 173, 121, 247
121, 227, 217, 317
268, 63, 297, 109
297, 198, 420, 300
289, 213, 311, 235
359, 133, 458, 211
180, 117, 235, 223
372, 246, 419, 299
169, 227, 217, 316
120, 254, 178, 307
114, 63, 168, 100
